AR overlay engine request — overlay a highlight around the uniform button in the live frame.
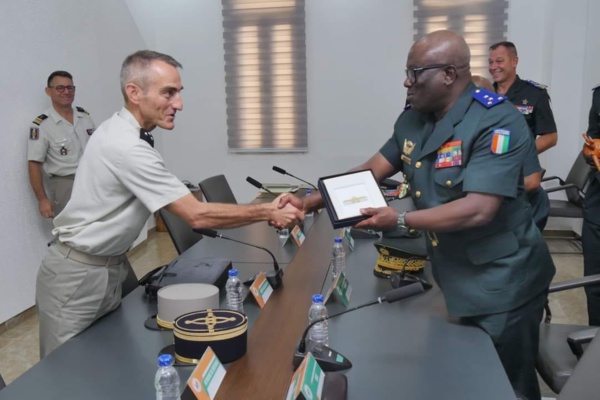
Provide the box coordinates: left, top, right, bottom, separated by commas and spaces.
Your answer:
415, 191, 421, 198
446, 180, 452, 187
415, 161, 422, 168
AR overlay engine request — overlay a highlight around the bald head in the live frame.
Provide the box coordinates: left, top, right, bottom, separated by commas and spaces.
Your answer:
413, 30, 471, 69
405, 30, 472, 118
472, 75, 494, 91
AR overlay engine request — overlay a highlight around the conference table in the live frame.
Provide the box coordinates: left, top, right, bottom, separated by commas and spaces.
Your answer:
0, 211, 514, 399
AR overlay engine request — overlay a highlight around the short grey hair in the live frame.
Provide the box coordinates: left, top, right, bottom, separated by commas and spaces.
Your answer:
120, 50, 183, 100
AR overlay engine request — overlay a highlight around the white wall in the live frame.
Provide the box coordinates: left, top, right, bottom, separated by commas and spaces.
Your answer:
509, 0, 599, 232
2, 0, 598, 323
129, 0, 414, 203
0, 0, 146, 323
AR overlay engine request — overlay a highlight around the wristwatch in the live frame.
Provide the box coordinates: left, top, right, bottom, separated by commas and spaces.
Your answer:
396, 211, 409, 235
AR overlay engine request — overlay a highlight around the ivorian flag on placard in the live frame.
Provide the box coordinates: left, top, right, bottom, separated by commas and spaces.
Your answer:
491, 129, 510, 154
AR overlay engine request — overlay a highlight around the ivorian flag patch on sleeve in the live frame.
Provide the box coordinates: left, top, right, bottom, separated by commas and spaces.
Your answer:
491, 129, 510, 154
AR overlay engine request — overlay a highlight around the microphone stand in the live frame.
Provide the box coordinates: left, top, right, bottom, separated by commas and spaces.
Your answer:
293, 282, 426, 371
194, 229, 284, 289
273, 166, 318, 190
246, 176, 278, 197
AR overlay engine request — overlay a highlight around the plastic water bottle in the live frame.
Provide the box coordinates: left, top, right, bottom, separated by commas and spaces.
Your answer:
305, 189, 314, 217
332, 237, 346, 278
307, 294, 329, 352
154, 354, 180, 400
226, 269, 244, 313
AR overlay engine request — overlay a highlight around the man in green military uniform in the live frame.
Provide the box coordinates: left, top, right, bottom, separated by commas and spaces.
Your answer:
302, 30, 555, 400
489, 41, 558, 230
583, 85, 600, 325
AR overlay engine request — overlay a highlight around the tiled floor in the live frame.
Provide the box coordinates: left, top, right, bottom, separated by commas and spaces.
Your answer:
0, 231, 589, 397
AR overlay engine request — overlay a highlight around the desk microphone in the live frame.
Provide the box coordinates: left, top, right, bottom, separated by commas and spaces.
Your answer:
246, 176, 278, 197
293, 282, 426, 371
193, 228, 283, 289
272, 166, 318, 190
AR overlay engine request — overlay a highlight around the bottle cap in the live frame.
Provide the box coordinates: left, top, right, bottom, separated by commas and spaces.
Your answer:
312, 294, 324, 303
334, 237, 342, 243
228, 269, 239, 277
158, 353, 174, 367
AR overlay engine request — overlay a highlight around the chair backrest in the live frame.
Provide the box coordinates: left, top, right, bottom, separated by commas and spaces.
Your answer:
198, 174, 238, 204
121, 260, 140, 298
565, 152, 592, 207
158, 208, 203, 255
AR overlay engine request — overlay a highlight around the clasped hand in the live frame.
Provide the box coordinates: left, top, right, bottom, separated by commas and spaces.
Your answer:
354, 206, 399, 231
270, 193, 305, 229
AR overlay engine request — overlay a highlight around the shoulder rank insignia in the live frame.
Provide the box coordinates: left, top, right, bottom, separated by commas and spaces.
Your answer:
526, 80, 548, 90
76, 106, 90, 115
592, 83, 600, 91
472, 88, 506, 108
32, 114, 48, 126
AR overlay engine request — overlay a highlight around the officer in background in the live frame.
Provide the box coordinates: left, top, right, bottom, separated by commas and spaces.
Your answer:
488, 42, 557, 230
27, 71, 95, 218
302, 31, 555, 400
583, 84, 600, 326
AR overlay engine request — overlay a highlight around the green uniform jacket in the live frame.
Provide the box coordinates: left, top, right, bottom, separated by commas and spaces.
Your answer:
380, 83, 555, 317
585, 86, 600, 225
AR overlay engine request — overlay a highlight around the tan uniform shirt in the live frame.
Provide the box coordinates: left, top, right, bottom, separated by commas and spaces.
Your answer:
27, 106, 95, 176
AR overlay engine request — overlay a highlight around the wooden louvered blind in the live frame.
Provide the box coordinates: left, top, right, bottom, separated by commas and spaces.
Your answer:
222, 0, 307, 152
413, 0, 508, 77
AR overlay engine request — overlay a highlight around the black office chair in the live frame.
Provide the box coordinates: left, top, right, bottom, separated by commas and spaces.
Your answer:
542, 152, 592, 252
158, 208, 203, 255
121, 260, 140, 298
0, 373, 6, 390
198, 174, 238, 204
536, 273, 600, 394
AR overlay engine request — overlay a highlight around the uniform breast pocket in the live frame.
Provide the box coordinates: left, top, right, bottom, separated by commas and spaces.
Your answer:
432, 167, 465, 200
50, 138, 77, 160
466, 231, 526, 294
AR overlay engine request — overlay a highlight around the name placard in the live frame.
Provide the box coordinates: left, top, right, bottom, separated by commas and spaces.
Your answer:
324, 272, 352, 307
285, 353, 325, 400
343, 228, 354, 252
185, 347, 226, 400
249, 272, 273, 308
291, 225, 306, 247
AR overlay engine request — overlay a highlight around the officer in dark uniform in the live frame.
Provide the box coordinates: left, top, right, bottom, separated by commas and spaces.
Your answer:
583, 85, 600, 326
303, 30, 555, 400
489, 41, 558, 230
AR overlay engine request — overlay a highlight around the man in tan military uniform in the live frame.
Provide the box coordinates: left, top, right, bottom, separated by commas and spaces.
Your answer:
36, 52, 304, 358
27, 71, 95, 218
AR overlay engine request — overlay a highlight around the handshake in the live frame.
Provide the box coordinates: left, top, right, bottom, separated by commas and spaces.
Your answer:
269, 192, 322, 229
